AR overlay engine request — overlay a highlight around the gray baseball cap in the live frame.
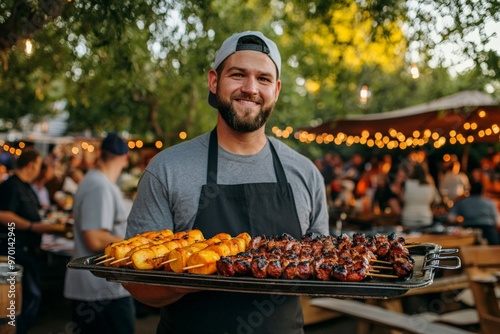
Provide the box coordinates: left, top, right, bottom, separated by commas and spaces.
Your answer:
208, 31, 282, 108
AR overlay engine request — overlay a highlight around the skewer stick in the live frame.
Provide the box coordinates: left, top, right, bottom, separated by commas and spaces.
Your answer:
159, 258, 177, 266
371, 259, 391, 265
109, 257, 129, 265
95, 257, 115, 265
183, 264, 204, 270
404, 244, 420, 249
371, 265, 393, 270
367, 272, 398, 279
95, 254, 108, 261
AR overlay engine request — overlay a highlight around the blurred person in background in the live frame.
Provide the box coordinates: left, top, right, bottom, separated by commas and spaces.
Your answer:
52, 167, 85, 212
64, 132, 135, 334
439, 158, 470, 203
62, 167, 85, 195
0, 151, 14, 181
372, 173, 401, 215
0, 164, 8, 183
447, 181, 500, 245
342, 153, 364, 187
31, 162, 54, 211
401, 163, 441, 229
0, 147, 64, 334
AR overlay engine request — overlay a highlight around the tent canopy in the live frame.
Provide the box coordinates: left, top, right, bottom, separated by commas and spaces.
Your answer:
297, 90, 500, 148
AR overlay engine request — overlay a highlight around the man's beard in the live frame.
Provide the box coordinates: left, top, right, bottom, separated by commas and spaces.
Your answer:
216, 93, 274, 133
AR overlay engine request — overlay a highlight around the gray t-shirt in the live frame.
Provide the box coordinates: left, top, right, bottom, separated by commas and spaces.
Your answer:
64, 169, 130, 300
127, 132, 329, 238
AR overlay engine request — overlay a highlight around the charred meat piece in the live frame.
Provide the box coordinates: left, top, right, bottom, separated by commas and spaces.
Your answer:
390, 241, 410, 257
282, 262, 297, 279
392, 256, 414, 279
337, 233, 352, 251
251, 255, 268, 278
282, 252, 299, 279
376, 242, 390, 259
267, 259, 283, 278
297, 260, 313, 280
338, 250, 354, 266
315, 263, 334, 281
332, 264, 348, 281
352, 232, 367, 245
346, 265, 368, 282
231, 252, 253, 275
233, 258, 252, 275
365, 236, 378, 253
216, 256, 235, 277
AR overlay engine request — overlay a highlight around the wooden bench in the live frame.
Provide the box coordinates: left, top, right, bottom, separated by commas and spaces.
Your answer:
301, 296, 340, 325
309, 298, 475, 334
459, 245, 500, 334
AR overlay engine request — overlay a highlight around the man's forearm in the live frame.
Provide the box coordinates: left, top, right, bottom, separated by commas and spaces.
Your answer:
0, 211, 32, 230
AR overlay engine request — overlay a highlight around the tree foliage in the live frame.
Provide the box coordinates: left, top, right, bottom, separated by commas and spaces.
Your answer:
0, 0, 498, 151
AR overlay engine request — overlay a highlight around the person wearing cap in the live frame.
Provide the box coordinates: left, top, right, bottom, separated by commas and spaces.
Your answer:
0, 147, 66, 334
124, 31, 328, 333
64, 132, 136, 334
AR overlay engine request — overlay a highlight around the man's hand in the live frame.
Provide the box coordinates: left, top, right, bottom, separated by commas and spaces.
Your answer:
31, 222, 66, 234
122, 283, 200, 308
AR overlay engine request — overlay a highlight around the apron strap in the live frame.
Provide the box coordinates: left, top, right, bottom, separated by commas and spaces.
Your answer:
207, 128, 218, 184
268, 140, 288, 194
206, 127, 288, 192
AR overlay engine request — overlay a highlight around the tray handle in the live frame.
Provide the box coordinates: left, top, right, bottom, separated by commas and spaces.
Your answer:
435, 248, 459, 255
422, 248, 461, 270
423, 256, 461, 270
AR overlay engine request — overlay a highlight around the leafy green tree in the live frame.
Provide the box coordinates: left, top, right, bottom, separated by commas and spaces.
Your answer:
0, 0, 498, 153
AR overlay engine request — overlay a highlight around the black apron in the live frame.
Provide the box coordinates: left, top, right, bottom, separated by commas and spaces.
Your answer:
158, 129, 304, 334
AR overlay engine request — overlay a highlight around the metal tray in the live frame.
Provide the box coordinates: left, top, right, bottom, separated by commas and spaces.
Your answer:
67, 243, 461, 299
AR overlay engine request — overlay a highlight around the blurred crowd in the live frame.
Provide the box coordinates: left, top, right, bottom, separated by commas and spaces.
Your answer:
0, 135, 155, 333
2, 145, 500, 245
0, 145, 153, 212
314, 149, 500, 244
1, 149, 86, 213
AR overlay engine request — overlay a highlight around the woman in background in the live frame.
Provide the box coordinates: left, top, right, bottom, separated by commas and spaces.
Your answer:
401, 163, 441, 229
31, 162, 54, 211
